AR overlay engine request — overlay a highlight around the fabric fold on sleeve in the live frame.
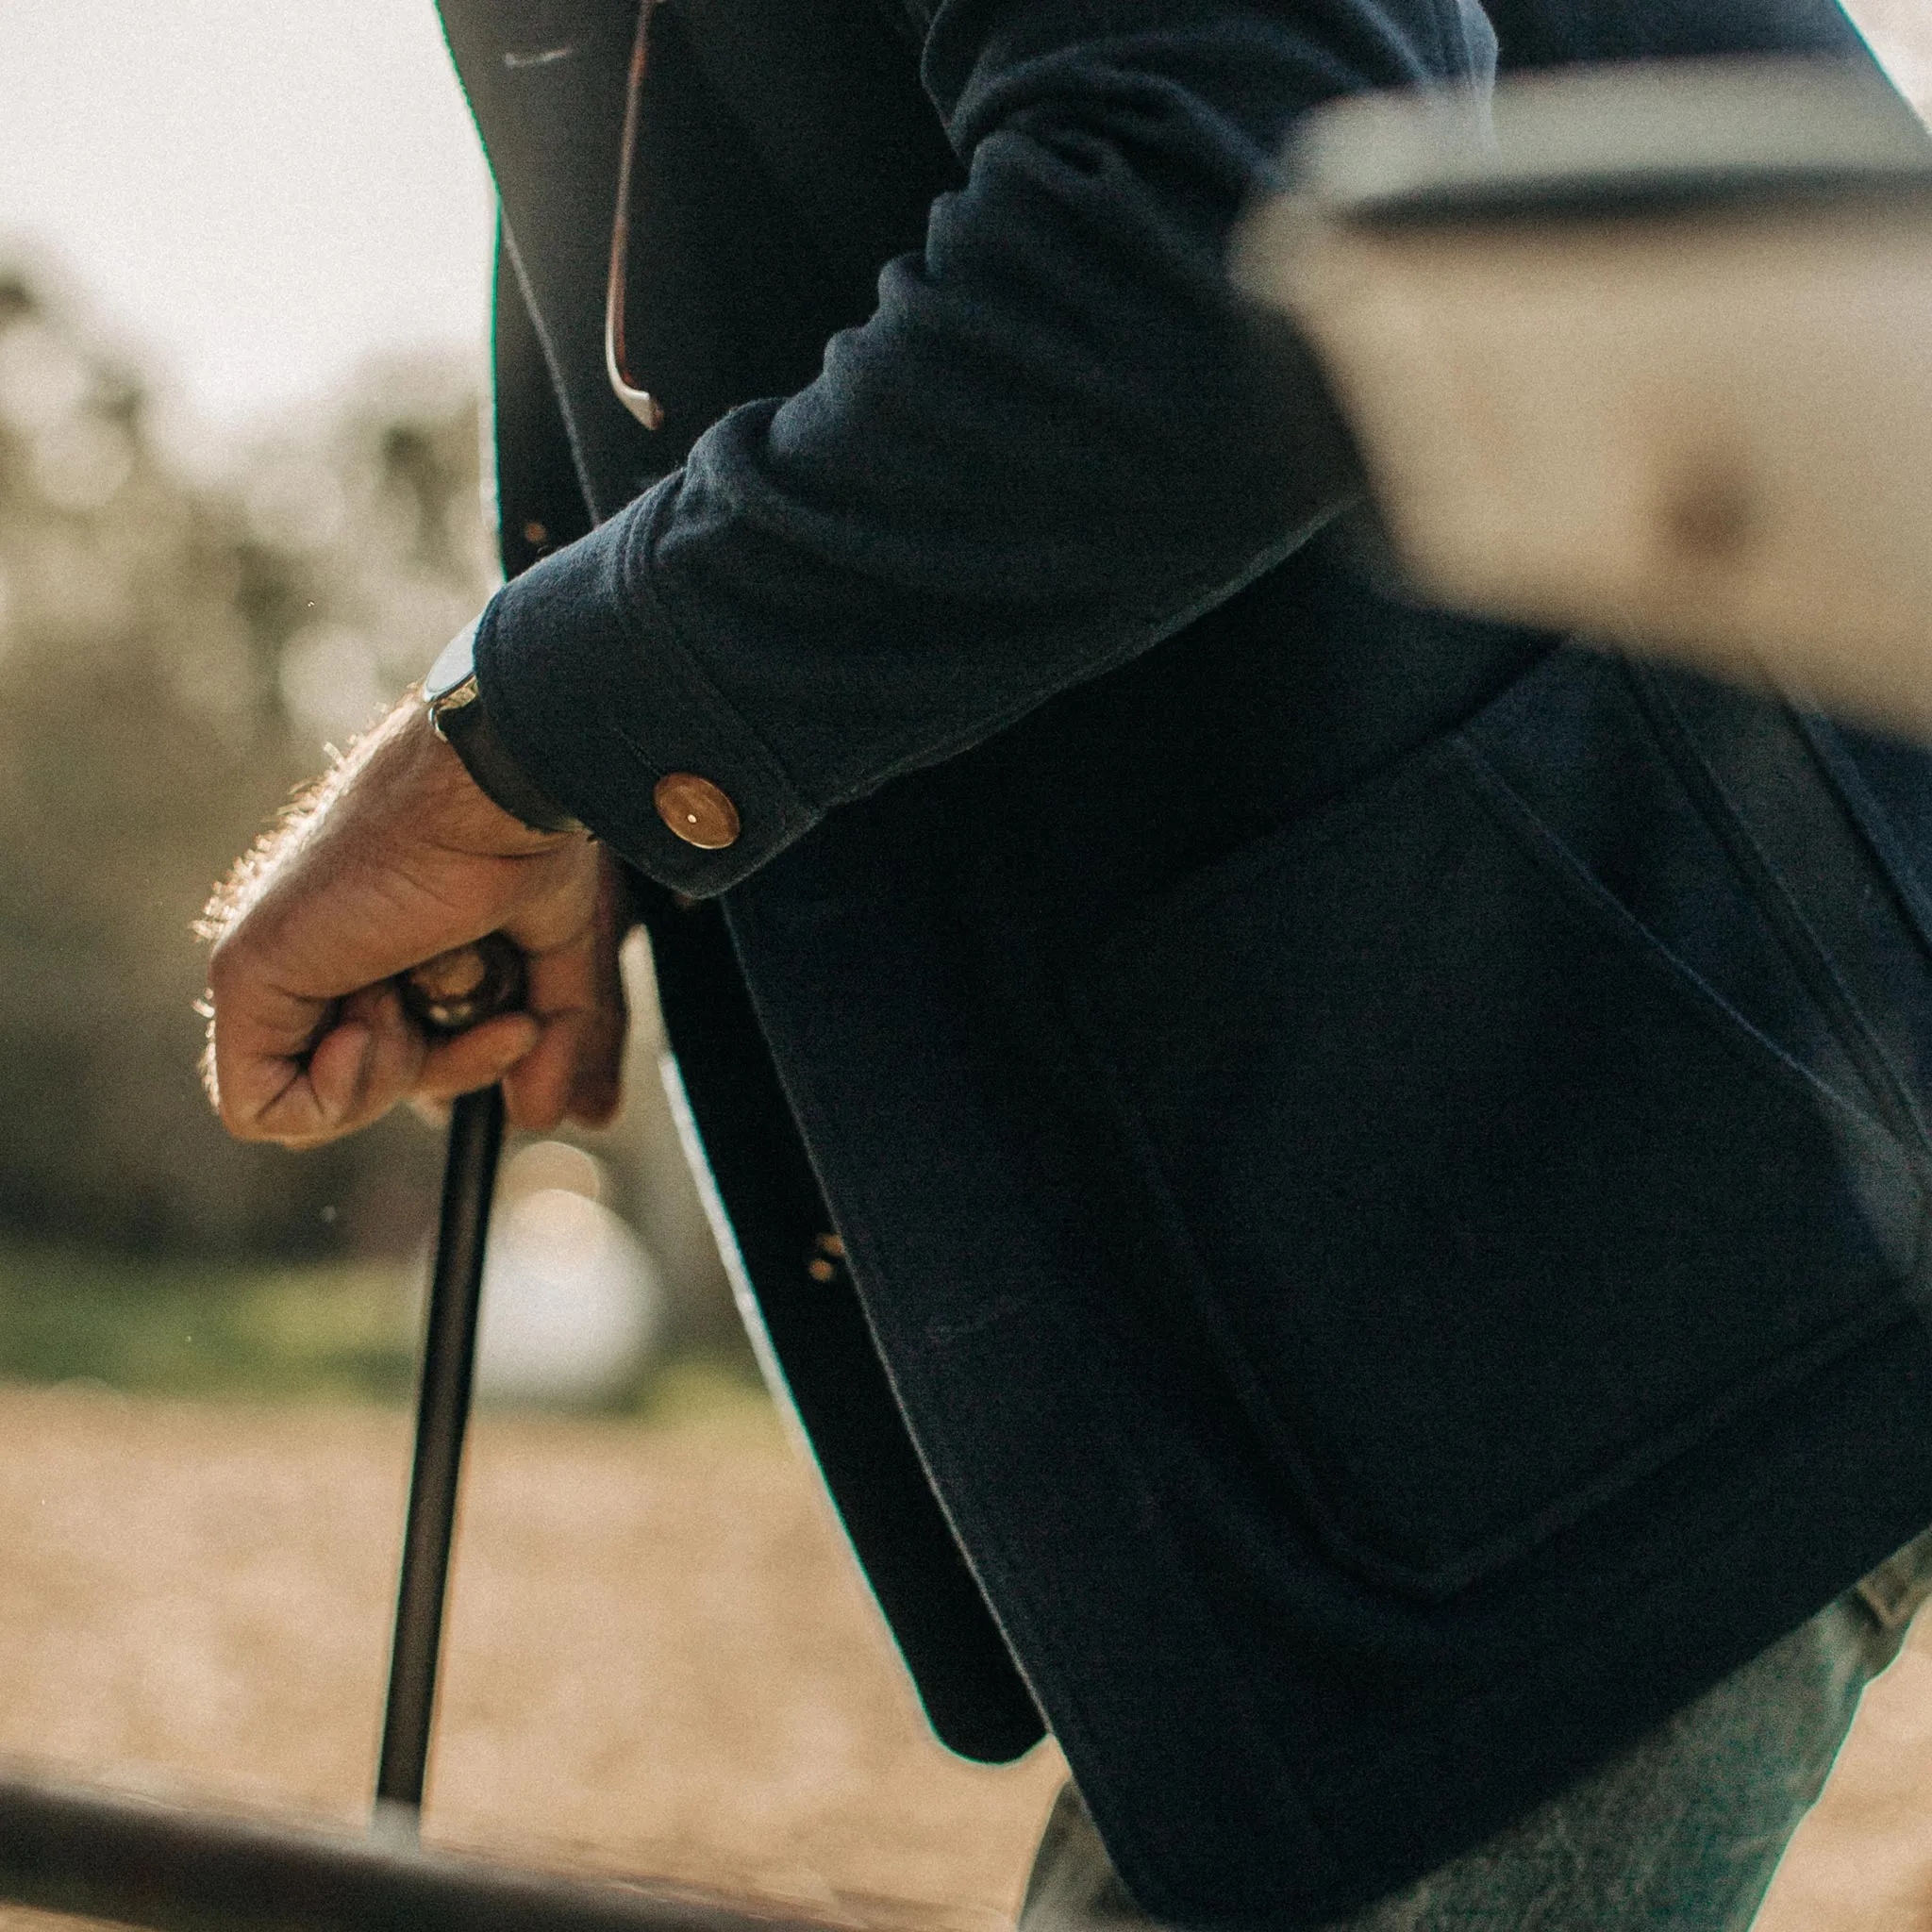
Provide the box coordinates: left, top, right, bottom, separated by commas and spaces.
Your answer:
475, 503, 821, 893
474, 0, 1497, 894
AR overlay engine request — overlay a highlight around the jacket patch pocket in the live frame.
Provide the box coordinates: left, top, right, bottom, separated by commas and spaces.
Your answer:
1072, 648, 1925, 1599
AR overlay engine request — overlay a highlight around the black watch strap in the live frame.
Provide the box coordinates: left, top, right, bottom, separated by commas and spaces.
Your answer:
424, 623, 582, 837
434, 681, 584, 837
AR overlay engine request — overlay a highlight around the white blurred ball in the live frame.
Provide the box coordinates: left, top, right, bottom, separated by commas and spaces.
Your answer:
475, 1184, 661, 1406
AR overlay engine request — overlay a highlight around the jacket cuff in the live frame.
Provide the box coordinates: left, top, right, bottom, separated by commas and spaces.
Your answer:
472, 500, 820, 895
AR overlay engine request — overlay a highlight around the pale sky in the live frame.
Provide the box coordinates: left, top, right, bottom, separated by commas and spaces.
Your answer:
0, 1, 495, 440
0, 2, 1924, 449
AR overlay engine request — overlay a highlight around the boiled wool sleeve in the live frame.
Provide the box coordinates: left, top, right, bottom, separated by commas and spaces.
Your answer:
473, 0, 1497, 893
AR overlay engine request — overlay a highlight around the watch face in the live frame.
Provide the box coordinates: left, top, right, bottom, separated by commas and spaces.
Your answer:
425, 619, 479, 703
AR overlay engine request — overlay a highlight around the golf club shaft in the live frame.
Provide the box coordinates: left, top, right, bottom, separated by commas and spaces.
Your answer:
376, 1081, 505, 1821
375, 938, 526, 1827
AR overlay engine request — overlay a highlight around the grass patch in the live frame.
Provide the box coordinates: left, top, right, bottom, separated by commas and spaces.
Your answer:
629, 1355, 779, 1432
0, 1241, 419, 1404
0, 1241, 774, 1421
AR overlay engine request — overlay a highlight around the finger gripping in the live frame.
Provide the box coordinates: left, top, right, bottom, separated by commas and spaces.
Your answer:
398, 933, 528, 1036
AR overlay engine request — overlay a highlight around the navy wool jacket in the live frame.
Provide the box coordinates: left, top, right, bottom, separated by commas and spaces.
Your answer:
438, 0, 1932, 1922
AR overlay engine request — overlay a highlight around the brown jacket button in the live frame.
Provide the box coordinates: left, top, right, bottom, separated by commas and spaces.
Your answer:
654, 773, 741, 849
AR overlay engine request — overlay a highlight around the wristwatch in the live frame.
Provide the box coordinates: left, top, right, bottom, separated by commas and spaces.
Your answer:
424, 621, 583, 836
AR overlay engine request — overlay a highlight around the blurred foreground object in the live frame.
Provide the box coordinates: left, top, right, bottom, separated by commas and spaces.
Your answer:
1239, 59, 1932, 732
0, 1767, 851, 1932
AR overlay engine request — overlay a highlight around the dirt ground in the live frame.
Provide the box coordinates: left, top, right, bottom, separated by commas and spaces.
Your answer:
3, 1383, 1932, 1932
0, 1383, 1064, 1932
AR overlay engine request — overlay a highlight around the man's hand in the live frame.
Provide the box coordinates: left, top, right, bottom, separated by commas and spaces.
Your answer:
201, 697, 630, 1148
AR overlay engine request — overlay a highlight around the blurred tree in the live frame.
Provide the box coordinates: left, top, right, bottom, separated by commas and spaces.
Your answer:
0, 262, 742, 1375
0, 266, 447, 1257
